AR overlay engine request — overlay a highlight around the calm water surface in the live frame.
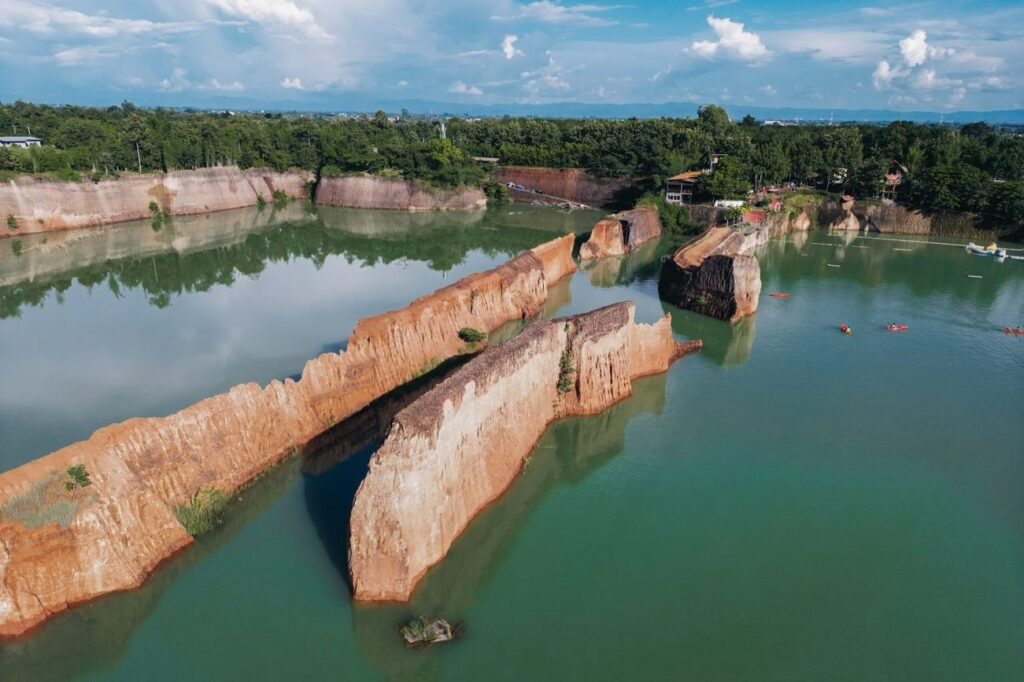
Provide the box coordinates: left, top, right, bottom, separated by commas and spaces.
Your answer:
1, 209, 1022, 681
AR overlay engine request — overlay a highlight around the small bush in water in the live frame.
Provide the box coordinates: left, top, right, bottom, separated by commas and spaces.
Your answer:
175, 489, 231, 536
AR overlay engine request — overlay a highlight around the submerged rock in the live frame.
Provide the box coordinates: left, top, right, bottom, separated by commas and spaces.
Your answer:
579, 207, 662, 260
349, 301, 701, 602
401, 617, 456, 647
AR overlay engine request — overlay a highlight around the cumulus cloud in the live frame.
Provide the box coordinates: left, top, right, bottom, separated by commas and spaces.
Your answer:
493, 2, 625, 27
872, 59, 902, 89
205, 0, 329, 39
502, 34, 523, 59
448, 80, 483, 95
898, 29, 953, 68
759, 84, 776, 96
280, 76, 304, 89
198, 78, 245, 91
689, 16, 771, 62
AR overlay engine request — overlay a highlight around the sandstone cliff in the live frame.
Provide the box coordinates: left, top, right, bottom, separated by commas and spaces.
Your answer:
658, 227, 762, 323
496, 167, 636, 208
349, 301, 699, 602
0, 235, 577, 638
579, 207, 662, 260
314, 176, 487, 212
0, 167, 312, 237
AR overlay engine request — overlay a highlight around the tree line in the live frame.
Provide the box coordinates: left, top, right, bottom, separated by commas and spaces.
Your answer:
1, 101, 1021, 223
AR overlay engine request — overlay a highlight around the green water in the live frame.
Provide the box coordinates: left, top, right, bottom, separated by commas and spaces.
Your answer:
1, 211, 1022, 681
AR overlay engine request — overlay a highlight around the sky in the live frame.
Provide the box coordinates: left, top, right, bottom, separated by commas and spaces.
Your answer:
0, 0, 1021, 113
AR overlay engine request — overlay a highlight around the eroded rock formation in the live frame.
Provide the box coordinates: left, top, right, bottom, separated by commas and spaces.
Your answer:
349, 301, 701, 602
0, 167, 312, 237
658, 227, 762, 323
496, 167, 636, 208
579, 207, 661, 260
0, 235, 576, 638
314, 176, 486, 212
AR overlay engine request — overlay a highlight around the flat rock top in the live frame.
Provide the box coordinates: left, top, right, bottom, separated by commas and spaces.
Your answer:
673, 227, 735, 268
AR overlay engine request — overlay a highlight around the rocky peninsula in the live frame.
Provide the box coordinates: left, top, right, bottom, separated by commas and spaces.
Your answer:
349, 301, 701, 601
0, 234, 576, 638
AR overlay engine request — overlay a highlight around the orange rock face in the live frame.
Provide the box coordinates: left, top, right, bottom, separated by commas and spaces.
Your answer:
658, 226, 763, 323
496, 167, 636, 208
0, 235, 576, 638
314, 176, 487, 211
0, 167, 313, 238
349, 301, 700, 602
579, 207, 661, 260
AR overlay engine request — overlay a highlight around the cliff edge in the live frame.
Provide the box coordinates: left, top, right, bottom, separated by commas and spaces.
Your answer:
314, 176, 486, 212
349, 301, 700, 601
579, 207, 662, 260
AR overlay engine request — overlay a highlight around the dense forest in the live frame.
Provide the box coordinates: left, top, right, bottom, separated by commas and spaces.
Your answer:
1, 101, 1022, 223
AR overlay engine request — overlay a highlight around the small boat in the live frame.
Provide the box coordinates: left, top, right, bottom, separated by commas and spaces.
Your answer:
886, 324, 909, 332
1004, 327, 1024, 336
966, 242, 1008, 258
1010, 255, 1024, 261
769, 292, 791, 298
840, 323, 852, 336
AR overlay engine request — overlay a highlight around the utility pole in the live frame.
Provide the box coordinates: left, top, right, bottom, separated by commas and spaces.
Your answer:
136, 142, 142, 174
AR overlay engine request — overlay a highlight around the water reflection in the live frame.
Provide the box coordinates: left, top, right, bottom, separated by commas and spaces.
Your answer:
348, 373, 671, 681
665, 303, 757, 368
0, 204, 598, 319
580, 239, 664, 288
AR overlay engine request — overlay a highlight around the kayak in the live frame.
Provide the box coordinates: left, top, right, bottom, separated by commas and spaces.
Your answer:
966, 242, 1008, 258
840, 324, 852, 336
769, 292, 791, 298
887, 324, 909, 332
1004, 327, 1024, 336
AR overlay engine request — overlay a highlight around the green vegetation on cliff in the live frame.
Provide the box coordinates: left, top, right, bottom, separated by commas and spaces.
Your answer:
1, 101, 1021, 223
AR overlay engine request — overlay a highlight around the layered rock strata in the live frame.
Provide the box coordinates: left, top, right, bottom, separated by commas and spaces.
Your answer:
658, 227, 762, 323
0, 235, 576, 638
496, 167, 636, 208
314, 176, 486, 212
0, 167, 312, 237
349, 301, 701, 601
579, 207, 661, 259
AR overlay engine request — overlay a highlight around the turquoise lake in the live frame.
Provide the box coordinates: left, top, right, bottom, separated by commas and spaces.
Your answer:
1, 204, 1022, 680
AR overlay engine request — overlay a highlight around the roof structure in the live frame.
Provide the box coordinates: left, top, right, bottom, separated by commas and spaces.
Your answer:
668, 171, 702, 182
0, 136, 41, 143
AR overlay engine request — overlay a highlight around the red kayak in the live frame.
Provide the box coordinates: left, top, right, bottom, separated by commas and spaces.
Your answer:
1004, 327, 1024, 336
887, 324, 909, 332
840, 324, 852, 336
769, 292, 791, 298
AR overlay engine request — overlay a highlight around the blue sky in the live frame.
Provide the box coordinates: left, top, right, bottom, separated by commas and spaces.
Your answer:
0, 0, 1021, 111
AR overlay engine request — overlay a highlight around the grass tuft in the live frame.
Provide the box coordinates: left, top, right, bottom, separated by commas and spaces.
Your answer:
175, 489, 231, 537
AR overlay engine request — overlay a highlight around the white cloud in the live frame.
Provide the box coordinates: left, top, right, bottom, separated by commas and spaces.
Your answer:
199, 78, 245, 91
898, 29, 953, 68
689, 15, 771, 62
204, 0, 329, 39
157, 67, 192, 93
2, 0, 205, 38
448, 80, 483, 95
493, 2, 624, 27
759, 84, 776, 96
280, 77, 304, 89
502, 34, 523, 60
872, 59, 901, 89
914, 69, 960, 90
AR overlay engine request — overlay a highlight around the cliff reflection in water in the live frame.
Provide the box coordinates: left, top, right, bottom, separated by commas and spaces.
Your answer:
0, 203, 598, 319
348, 373, 671, 682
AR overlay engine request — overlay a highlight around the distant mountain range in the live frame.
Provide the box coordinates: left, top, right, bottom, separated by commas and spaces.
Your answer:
21, 92, 1024, 124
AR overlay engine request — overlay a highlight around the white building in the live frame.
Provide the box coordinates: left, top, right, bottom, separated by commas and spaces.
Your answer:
0, 136, 42, 149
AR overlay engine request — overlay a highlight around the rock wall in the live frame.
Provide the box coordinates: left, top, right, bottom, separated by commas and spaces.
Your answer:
0, 235, 577, 638
818, 200, 996, 239
496, 167, 636, 208
658, 226, 763, 323
579, 207, 661, 260
0, 167, 312, 237
349, 301, 700, 601
314, 176, 486, 212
